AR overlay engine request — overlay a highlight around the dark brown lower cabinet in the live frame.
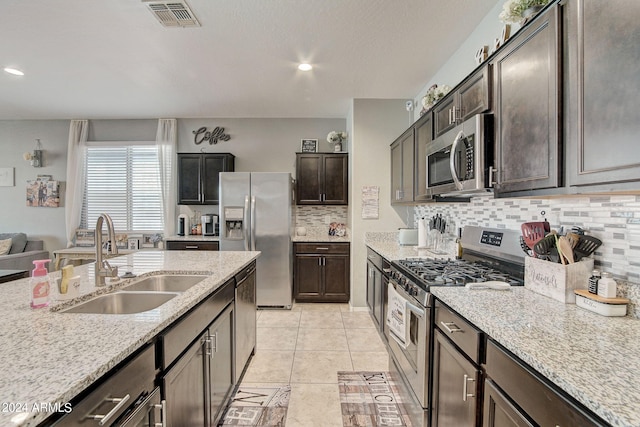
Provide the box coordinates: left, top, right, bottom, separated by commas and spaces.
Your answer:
165, 240, 219, 251
431, 329, 480, 427
483, 379, 534, 427
484, 339, 602, 427
294, 243, 350, 302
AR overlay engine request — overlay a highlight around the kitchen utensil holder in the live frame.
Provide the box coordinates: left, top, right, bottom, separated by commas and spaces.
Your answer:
524, 257, 594, 303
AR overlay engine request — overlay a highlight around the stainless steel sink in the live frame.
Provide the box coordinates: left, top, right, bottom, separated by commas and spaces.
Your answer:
122, 274, 207, 293
61, 291, 179, 314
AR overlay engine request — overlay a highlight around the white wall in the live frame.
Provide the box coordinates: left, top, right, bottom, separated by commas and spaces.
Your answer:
349, 99, 414, 307
0, 117, 346, 254
413, 0, 510, 120
0, 120, 70, 252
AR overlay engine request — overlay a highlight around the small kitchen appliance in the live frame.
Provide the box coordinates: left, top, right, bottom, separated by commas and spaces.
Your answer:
177, 214, 189, 236
426, 113, 494, 197
387, 225, 525, 427
202, 213, 219, 236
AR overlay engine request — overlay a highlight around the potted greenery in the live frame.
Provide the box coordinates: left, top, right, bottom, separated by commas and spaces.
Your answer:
499, 0, 550, 24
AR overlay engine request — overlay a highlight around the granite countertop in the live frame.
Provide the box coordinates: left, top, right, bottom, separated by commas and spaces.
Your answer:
366, 234, 639, 426
165, 234, 220, 242
292, 226, 350, 243
365, 234, 453, 260
432, 284, 640, 427
0, 250, 259, 427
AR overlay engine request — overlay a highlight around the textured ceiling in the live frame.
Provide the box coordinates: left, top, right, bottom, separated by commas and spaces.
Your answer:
0, 0, 498, 120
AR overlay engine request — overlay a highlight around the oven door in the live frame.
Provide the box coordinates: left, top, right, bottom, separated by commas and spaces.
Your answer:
386, 279, 430, 409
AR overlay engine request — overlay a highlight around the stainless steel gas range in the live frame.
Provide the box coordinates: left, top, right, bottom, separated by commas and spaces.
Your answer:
385, 226, 525, 427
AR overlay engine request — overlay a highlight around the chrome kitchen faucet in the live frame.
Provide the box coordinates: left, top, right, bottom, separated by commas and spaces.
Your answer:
94, 213, 119, 286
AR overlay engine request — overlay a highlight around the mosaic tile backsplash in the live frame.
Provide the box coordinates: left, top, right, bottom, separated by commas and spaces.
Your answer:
295, 206, 348, 228
414, 195, 640, 317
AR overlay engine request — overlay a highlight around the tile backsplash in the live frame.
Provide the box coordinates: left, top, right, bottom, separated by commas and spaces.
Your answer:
414, 195, 640, 318
295, 206, 348, 228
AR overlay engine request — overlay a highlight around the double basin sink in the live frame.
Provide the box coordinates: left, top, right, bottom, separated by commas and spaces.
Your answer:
61, 274, 207, 314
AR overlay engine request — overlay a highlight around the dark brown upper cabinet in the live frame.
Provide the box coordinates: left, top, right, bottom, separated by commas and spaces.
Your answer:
414, 112, 433, 202
390, 128, 415, 204
433, 65, 491, 139
177, 153, 235, 205
296, 153, 348, 205
492, 4, 562, 195
564, 0, 640, 189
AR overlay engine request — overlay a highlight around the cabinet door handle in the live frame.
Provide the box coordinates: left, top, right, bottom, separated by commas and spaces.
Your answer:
440, 321, 463, 334
203, 337, 212, 357
87, 394, 131, 426
211, 332, 217, 354
462, 374, 475, 401
489, 166, 498, 187
154, 400, 167, 427
318, 258, 322, 266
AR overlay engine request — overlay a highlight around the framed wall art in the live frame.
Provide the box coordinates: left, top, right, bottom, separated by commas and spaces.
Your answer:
300, 139, 318, 153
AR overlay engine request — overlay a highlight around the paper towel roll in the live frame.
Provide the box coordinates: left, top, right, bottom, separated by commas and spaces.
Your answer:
418, 218, 428, 247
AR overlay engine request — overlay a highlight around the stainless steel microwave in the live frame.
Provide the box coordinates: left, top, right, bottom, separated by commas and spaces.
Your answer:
426, 113, 494, 197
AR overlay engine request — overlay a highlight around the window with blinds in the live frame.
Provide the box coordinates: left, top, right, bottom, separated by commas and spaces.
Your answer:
81, 143, 164, 232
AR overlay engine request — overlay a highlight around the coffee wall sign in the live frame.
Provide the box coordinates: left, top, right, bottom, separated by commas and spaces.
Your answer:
193, 126, 231, 145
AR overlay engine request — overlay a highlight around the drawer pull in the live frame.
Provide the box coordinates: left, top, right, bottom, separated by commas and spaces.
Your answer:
462, 374, 475, 401
316, 247, 329, 250
440, 321, 463, 334
87, 394, 131, 425
185, 245, 199, 249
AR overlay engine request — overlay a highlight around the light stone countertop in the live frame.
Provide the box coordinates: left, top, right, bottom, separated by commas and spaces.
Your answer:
292, 226, 350, 243
430, 287, 640, 427
165, 234, 220, 241
0, 250, 260, 427
365, 235, 639, 427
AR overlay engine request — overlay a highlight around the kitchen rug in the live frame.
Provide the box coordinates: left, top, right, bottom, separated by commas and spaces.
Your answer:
219, 385, 290, 426
338, 371, 413, 427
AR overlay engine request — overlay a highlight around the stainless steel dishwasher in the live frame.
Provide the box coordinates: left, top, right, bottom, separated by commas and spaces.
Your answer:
234, 261, 257, 383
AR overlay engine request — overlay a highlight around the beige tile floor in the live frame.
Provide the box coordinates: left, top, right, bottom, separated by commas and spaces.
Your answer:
239, 303, 390, 427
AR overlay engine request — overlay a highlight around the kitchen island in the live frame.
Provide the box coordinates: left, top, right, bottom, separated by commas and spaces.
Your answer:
367, 235, 640, 427
0, 250, 259, 427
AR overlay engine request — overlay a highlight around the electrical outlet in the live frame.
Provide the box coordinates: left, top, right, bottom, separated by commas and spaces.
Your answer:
324, 215, 331, 224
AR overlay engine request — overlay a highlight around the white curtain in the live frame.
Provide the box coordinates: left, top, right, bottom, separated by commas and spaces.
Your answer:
156, 119, 177, 238
65, 120, 89, 247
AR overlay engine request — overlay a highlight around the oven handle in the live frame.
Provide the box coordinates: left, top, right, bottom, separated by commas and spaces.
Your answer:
449, 130, 465, 191
390, 280, 426, 319
406, 300, 426, 319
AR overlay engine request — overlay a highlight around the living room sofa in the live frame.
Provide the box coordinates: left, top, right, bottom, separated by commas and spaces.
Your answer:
0, 233, 50, 274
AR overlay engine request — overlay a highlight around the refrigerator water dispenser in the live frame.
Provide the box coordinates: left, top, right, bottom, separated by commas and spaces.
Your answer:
224, 207, 245, 239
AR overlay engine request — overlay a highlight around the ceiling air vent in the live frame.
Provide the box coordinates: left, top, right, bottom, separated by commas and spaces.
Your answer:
143, 0, 200, 28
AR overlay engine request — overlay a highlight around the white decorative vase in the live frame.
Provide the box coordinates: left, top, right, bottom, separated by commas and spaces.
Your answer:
334, 142, 342, 152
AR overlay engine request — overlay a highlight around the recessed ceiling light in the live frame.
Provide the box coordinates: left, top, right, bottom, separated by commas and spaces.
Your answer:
298, 63, 312, 71
4, 67, 24, 76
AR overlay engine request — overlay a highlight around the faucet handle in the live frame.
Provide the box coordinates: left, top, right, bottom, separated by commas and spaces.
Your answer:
102, 260, 119, 277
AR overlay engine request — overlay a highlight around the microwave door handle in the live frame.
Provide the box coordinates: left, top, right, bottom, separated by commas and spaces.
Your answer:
243, 195, 250, 251
449, 130, 465, 191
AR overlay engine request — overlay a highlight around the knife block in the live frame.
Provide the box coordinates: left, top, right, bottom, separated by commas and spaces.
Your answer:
524, 257, 594, 303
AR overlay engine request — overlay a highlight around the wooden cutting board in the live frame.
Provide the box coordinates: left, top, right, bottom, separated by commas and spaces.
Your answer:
574, 289, 629, 305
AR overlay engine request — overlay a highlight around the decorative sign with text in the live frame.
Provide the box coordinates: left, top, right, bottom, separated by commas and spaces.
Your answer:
193, 126, 231, 145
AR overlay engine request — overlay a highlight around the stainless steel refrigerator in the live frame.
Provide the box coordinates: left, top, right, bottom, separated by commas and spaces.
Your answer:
219, 172, 293, 308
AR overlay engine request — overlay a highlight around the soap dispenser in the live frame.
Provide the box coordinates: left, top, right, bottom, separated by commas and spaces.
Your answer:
30, 259, 52, 309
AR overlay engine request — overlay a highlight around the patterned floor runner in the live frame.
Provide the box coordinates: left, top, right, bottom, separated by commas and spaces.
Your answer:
219, 385, 290, 426
338, 371, 413, 427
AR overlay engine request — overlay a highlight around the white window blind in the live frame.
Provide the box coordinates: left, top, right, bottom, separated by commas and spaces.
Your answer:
81, 143, 164, 232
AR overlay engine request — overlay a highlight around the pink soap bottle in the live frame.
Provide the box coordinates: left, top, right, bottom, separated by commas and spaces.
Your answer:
30, 259, 52, 309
